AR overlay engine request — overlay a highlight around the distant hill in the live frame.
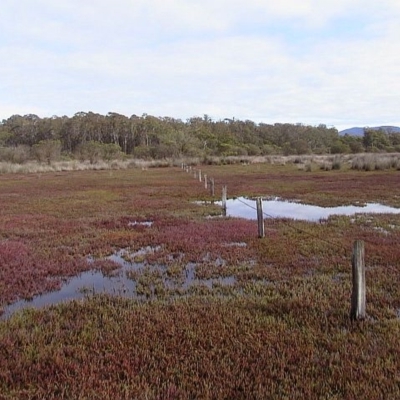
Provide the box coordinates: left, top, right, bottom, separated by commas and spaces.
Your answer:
339, 126, 400, 136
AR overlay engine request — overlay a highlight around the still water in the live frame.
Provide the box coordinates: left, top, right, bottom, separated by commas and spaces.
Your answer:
218, 197, 400, 222
1, 248, 236, 319
3, 198, 400, 318
1, 254, 138, 319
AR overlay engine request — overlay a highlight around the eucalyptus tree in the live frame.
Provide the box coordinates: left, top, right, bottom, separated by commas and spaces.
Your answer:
363, 128, 391, 151
2, 114, 39, 146
105, 112, 130, 151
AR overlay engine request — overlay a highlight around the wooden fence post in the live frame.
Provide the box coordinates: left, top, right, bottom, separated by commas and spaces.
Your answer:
198, 170, 202, 182
204, 174, 208, 189
222, 185, 227, 216
210, 178, 215, 197
256, 197, 265, 238
350, 240, 366, 321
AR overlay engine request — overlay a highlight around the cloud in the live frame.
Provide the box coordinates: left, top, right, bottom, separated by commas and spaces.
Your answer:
1, 0, 400, 129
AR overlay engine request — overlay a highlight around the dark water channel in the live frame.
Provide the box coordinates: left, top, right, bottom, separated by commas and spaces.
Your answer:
217, 197, 400, 221
1, 247, 236, 319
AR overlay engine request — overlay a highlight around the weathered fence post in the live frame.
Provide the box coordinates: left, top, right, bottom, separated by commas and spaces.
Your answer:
222, 185, 227, 216
204, 174, 208, 189
350, 240, 366, 321
198, 170, 202, 182
256, 197, 265, 238
210, 178, 215, 197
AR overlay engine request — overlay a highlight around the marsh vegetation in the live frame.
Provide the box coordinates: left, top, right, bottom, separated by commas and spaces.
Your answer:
1, 162, 400, 398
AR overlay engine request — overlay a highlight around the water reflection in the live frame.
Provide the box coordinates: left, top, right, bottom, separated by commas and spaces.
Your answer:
1, 248, 236, 319
218, 197, 400, 222
2, 262, 138, 320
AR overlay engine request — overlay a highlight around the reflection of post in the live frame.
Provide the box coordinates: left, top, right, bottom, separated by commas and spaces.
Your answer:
222, 185, 227, 216
210, 178, 215, 197
204, 174, 208, 189
256, 197, 265, 238
350, 240, 366, 321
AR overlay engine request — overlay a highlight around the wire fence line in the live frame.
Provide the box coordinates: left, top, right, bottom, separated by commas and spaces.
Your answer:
181, 164, 356, 256
233, 185, 400, 276
233, 194, 399, 262
234, 196, 349, 255
181, 164, 399, 320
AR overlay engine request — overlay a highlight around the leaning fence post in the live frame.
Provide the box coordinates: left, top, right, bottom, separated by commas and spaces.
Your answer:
256, 197, 265, 238
222, 185, 227, 216
350, 240, 366, 321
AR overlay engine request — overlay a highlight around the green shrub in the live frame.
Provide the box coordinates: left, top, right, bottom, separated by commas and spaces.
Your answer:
33, 140, 62, 165
0, 145, 31, 163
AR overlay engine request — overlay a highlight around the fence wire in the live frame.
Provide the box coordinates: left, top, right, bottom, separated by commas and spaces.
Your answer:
182, 165, 387, 258
234, 196, 349, 255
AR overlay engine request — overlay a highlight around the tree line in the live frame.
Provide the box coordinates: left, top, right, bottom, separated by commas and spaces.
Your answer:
1, 112, 399, 163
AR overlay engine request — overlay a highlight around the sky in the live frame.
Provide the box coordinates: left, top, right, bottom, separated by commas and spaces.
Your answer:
1, 0, 399, 131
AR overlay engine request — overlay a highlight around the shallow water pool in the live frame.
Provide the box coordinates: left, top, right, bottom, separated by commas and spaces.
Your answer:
218, 197, 400, 222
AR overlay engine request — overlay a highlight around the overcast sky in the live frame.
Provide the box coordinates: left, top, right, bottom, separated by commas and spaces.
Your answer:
1, 0, 399, 130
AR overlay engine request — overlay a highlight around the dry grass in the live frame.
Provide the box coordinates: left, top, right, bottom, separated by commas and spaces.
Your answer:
351, 153, 400, 171
0, 160, 132, 174
0, 158, 204, 174
1, 153, 400, 175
